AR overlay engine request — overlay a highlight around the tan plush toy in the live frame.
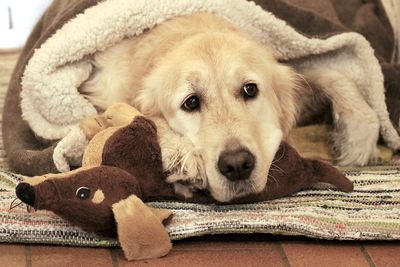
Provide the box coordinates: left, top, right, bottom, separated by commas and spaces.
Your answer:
16, 103, 353, 261
17, 104, 175, 261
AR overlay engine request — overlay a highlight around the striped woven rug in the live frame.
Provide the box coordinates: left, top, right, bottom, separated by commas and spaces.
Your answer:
1, 51, 400, 245
1, 166, 400, 246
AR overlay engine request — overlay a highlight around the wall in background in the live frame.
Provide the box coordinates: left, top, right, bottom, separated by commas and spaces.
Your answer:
0, 0, 52, 49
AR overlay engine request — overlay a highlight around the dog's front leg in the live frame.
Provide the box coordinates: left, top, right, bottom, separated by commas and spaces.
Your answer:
151, 117, 207, 198
303, 69, 379, 166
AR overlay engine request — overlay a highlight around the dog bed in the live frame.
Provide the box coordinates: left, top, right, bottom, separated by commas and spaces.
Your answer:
2, 0, 400, 245
2, 52, 400, 244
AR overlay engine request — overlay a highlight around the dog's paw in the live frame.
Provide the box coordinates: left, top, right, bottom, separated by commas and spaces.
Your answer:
152, 117, 207, 197
161, 143, 207, 198
331, 110, 379, 166
166, 174, 205, 198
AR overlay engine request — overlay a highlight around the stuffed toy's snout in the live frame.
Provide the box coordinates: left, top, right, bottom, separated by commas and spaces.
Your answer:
15, 183, 35, 207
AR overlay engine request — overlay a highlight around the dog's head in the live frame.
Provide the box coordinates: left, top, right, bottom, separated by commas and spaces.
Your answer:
137, 28, 298, 202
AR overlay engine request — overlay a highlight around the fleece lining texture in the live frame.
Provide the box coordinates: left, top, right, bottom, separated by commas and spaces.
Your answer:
4, 0, 400, 174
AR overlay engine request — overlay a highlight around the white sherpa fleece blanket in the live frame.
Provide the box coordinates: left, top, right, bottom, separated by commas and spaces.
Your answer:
20, 0, 400, 172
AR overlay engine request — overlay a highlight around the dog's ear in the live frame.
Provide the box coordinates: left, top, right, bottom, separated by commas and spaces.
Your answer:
272, 64, 300, 137
134, 69, 171, 118
112, 195, 172, 260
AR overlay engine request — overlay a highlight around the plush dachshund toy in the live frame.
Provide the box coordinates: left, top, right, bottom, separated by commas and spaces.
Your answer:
16, 103, 353, 260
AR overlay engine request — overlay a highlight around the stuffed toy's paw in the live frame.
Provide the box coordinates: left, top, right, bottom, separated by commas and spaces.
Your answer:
80, 103, 142, 140
53, 126, 89, 172
103, 102, 142, 126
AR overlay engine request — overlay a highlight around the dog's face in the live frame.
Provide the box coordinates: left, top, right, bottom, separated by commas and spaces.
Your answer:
138, 32, 297, 202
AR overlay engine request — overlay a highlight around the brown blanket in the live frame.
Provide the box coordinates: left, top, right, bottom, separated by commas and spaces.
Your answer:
3, 0, 399, 175
257, 0, 400, 126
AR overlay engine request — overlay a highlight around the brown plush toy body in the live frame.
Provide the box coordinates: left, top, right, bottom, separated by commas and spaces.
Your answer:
16, 103, 353, 260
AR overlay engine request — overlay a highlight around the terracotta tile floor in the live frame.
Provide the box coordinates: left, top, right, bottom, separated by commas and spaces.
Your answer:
1, 235, 400, 267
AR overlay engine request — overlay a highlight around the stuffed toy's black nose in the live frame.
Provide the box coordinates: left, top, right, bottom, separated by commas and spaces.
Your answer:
16, 183, 36, 206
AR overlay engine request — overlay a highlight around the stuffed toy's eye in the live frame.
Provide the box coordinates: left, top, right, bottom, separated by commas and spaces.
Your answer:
243, 83, 258, 99
76, 187, 91, 200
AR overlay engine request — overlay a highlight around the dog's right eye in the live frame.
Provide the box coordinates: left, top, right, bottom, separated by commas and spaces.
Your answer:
243, 83, 258, 99
182, 95, 200, 112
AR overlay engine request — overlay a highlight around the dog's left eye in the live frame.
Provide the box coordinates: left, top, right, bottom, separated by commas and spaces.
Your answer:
76, 187, 91, 200
243, 83, 258, 99
182, 95, 200, 112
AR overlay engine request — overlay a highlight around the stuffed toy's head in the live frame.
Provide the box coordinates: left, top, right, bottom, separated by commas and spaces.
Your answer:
16, 165, 172, 261
17, 166, 142, 237
16, 103, 353, 260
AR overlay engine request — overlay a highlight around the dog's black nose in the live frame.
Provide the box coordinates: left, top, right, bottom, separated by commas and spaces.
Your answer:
16, 183, 36, 207
218, 148, 255, 181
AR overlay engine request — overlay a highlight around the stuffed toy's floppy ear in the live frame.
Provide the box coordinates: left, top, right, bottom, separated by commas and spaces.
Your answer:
310, 160, 354, 192
112, 195, 172, 260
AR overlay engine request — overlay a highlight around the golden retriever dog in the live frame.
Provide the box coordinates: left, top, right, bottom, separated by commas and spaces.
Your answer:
81, 13, 379, 202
